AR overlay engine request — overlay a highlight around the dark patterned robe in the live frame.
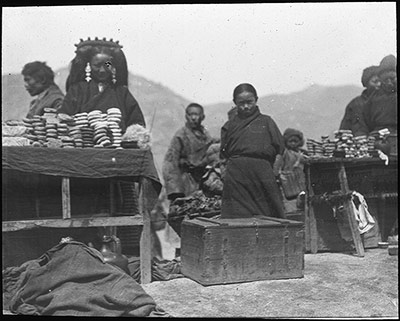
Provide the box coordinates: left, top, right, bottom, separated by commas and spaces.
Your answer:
58, 81, 145, 132
360, 89, 397, 135
339, 89, 376, 137
162, 123, 214, 199
220, 106, 286, 219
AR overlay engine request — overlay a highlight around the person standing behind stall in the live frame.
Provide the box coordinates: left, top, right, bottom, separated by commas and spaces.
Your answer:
162, 103, 215, 202
57, 38, 150, 256
361, 54, 397, 135
22, 61, 64, 119
339, 65, 381, 136
273, 128, 308, 212
58, 37, 145, 132
220, 83, 286, 219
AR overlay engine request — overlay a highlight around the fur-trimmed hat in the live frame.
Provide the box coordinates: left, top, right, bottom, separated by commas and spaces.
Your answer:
361, 65, 379, 87
378, 54, 397, 75
283, 128, 304, 147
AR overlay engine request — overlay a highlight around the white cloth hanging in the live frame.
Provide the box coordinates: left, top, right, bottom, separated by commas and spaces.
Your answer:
351, 191, 375, 234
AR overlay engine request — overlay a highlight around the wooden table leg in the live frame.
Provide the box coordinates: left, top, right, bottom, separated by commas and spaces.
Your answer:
309, 204, 318, 254
338, 163, 364, 257
138, 178, 152, 284
378, 194, 386, 241
304, 196, 311, 252
61, 177, 71, 219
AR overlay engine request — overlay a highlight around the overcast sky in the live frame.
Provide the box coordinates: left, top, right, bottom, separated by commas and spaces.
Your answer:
2, 3, 397, 104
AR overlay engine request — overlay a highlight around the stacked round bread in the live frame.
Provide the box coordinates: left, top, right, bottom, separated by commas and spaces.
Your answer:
367, 136, 376, 155
306, 138, 324, 157
88, 112, 111, 148
334, 130, 356, 158
321, 135, 336, 157
57, 113, 75, 125
21, 108, 124, 149
68, 125, 82, 147
27, 116, 47, 147
107, 108, 122, 148
60, 136, 75, 148
353, 135, 369, 158
81, 127, 94, 148
73, 112, 89, 128
45, 123, 58, 140
57, 123, 69, 136
42, 107, 58, 123
22, 117, 37, 143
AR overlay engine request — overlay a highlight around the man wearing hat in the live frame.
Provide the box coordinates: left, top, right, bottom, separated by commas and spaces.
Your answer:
339, 65, 381, 136
360, 54, 397, 135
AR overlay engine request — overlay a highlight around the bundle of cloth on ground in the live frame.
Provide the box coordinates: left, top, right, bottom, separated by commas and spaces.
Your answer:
2, 240, 169, 317
128, 257, 184, 283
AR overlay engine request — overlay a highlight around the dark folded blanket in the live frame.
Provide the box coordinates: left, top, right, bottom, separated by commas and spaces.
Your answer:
2, 241, 169, 316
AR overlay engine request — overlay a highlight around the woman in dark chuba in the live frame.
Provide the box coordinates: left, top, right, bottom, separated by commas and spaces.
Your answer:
58, 37, 145, 132
220, 83, 286, 219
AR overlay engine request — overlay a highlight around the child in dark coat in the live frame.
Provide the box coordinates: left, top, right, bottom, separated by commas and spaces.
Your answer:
273, 128, 308, 212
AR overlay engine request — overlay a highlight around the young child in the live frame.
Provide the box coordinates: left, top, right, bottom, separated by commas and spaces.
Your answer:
273, 128, 308, 212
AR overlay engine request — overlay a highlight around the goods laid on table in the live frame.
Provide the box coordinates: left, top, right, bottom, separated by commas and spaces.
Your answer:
306, 128, 392, 159
168, 190, 222, 237
2, 120, 30, 146
169, 190, 222, 220
121, 124, 151, 150
8, 108, 150, 150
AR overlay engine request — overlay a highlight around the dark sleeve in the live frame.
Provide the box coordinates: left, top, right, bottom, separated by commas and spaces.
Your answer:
339, 100, 354, 130
58, 85, 79, 115
273, 153, 283, 177
360, 100, 372, 135
220, 121, 229, 160
268, 117, 285, 156
162, 134, 184, 196
50, 97, 64, 112
123, 87, 146, 128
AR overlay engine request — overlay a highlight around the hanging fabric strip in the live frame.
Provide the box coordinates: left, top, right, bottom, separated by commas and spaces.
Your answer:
351, 191, 376, 234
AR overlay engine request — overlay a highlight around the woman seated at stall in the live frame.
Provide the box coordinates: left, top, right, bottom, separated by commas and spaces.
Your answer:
220, 83, 286, 219
58, 37, 145, 132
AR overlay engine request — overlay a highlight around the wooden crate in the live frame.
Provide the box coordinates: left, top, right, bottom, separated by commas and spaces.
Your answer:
181, 217, 304, 286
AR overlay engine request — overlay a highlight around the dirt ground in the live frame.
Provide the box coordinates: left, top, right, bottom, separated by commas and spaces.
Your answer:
143, 228, 398, 318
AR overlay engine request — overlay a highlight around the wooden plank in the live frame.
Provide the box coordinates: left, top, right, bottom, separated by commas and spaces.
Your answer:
305, 156, 398, 165
308, 204, 318, 254
138, 177, 152, 284
61, 177, 71, 219
378, 194, 386, 241
338, 162, 365, 257
2, 215, 143, 232
305, 164, 318, 254
304, 200, 310, 252
303, 165, 310, 252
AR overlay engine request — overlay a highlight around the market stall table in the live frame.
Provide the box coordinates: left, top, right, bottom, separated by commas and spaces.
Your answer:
304, 156, 398, 256
2, 146, 162, 283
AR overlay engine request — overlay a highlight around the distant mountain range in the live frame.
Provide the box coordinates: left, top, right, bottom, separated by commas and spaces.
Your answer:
2, 68, 361, 176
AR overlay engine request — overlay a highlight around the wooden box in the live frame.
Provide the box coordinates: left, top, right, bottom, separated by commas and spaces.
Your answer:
181, 217, 304, 285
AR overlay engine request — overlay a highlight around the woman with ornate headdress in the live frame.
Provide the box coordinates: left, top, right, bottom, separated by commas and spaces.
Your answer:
58, 37, 145, 132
